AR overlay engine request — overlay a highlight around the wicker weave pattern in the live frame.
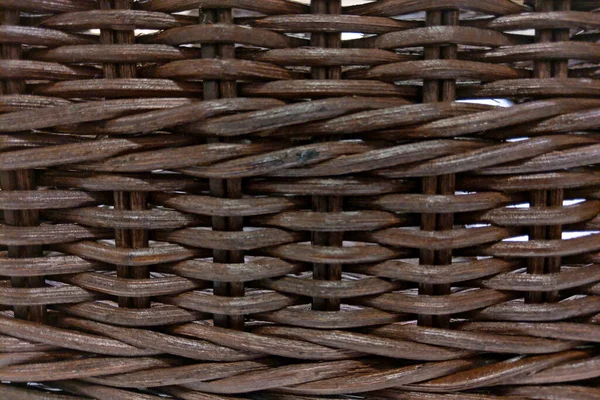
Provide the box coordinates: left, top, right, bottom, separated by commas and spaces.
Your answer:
1, 0, 600, 398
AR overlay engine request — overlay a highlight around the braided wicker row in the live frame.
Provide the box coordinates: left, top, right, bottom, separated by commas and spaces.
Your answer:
1, 0, 600, 398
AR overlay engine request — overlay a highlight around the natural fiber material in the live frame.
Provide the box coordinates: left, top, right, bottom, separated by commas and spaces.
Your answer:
1, 0, 600, 398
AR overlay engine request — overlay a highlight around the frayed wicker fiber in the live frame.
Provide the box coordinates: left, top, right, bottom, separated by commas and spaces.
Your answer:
1, 0, 600, 398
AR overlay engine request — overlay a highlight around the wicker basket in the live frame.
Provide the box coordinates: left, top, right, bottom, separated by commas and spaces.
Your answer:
1, 0, 600, 398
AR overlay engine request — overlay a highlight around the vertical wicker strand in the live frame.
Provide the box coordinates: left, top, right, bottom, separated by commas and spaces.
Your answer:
311, 0, 343, 312
100, 0, 151, 309
0, 9, 45, 323
418, 11, 441, 328
527, 0, 567, 304
526, 0, 553, 304
435, 9, 459, 328
118, 0, 150, 310
418, 10, 458, 329
544, 0, 571, 303
419, 177, 438, 328
202, 6, 245, 330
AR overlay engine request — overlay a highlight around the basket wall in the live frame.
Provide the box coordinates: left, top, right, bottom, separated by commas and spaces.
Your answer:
1, 0, 600, 399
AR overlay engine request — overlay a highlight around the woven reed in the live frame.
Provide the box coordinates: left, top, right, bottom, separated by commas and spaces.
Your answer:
1, 0, 600, 398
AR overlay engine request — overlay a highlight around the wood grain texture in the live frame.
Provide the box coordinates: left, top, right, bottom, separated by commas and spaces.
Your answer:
0, 0, 599, 398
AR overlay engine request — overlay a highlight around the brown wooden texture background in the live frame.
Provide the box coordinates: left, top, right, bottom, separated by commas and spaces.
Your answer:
1, 0, 600, 398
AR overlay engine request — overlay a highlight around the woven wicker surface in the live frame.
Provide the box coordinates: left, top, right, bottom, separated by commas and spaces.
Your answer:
1, 0, 600, 398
